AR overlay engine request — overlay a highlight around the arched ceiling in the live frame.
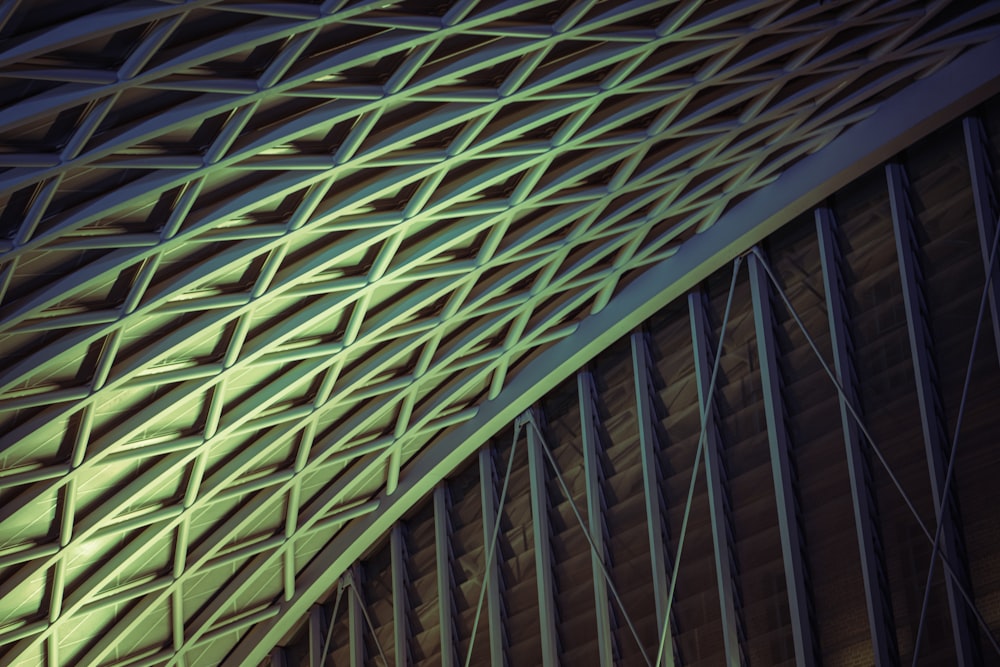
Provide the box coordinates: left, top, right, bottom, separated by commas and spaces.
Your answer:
1, 1, 999, 665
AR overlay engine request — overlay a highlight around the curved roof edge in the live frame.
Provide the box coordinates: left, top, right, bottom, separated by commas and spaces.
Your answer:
229, 35, 1000, 667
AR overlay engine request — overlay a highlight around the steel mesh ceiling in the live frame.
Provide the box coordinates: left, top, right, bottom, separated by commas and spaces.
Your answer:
1, 0, 999, 665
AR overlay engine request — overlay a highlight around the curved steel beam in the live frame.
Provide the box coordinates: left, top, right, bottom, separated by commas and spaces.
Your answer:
226, 35, 1000, 667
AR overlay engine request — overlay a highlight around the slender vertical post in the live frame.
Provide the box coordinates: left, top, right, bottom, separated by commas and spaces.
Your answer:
816, 207, 900, 666
689, 289, 746, 667
748, 249, 818, 667
526, 409, 561, 667
308, 605, 326, 667
630, 331, 675, 666
478, 446, 507, 667
347, 566, 365, 667
390, 525, 408, 667
578, 371, 616, 667
963, 115, 1000, 365
434, 484, 457, 667
47, 629, 59, 667
270, 646, 288, 667
887, 163, 980, 665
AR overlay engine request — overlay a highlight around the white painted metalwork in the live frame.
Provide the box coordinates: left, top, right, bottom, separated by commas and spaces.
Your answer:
887, 163, 979, 664
434, 484, 458, 667
748, 250, 818, 667
577, 371, 615, 667
750, 244, 1000, 657
308, 605, 325, 667
630, 331, 676, 666
910, 191, 1000, 666
390, 525, 408, 667
526, 410, 560, 667
2, 2, 1000, 665
347, 568, 365, 667
964, 115, 1000, 366
476, 448, 506, 667
689, 288, 746, 667
529, 394, 651, 666
229, 36, 1000, 666
815, 207, 900, 667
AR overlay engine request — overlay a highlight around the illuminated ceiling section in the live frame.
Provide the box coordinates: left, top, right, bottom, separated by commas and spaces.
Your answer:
1, 1, 999, 665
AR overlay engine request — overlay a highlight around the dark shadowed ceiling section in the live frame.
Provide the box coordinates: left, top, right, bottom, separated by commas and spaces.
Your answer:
1, 1, 1000, 665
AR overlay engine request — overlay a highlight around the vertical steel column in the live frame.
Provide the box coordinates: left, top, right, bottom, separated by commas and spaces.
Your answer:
963, 115, 1000, 365
478, 446, 507, 667
748, 250, 818, 667
390, 525, 408, 667
816, 207, 900, 666
526, 409, 561, 667
434, 484, 458, 667
269, 646, 288, 667
308, 604, 326, 667
347, 565, 365, 667
689, 289, 746, 667
887, 163, 980, 665
630, 331, 676, 666
577, 371, 616, 667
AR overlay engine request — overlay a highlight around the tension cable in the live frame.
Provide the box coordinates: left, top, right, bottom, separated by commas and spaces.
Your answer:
654, 255, 743, 667
750, 246, 1000, 658
463, 419, 524, 667
524, 415, 653, 667
912, 214, 1000, 664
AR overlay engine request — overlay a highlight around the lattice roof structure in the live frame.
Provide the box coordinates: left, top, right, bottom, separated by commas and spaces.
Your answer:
1, 1, 1000, 665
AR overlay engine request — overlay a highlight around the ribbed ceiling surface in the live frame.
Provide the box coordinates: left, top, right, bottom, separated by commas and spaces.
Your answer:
1, 1, 999, 665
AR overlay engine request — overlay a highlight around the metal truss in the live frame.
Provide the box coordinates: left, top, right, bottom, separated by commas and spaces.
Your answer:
230, 33, 1000, 667
815, 207, 900, 666
1, 1, 1000, 665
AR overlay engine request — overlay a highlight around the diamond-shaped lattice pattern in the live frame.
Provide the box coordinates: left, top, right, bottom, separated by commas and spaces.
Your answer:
1, 1, 999, 665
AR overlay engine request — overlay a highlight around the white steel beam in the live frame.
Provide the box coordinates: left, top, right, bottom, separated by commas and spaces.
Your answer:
887, 162, 980, 665
9, 244, 592, 664
526, 410, 561, 667
577, 371, 616, 667
0, 64, 984, 656
348, 566, 365, 667
166, 264, 597, 662
478, 448, 507, 667
689, 289, 746, 667
308, 605, 326, 667
815, 207, 900, 666
434, 484, 458, 667
390, 525, 408, 667
748, 250, 819, 667
630, 331, 676, 666
963, 115, 1000, 366
226, 39, 1000, 666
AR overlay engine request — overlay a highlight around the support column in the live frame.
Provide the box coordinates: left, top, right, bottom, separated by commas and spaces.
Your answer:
347, 566, 365, 667
478, 447, 507, 667
630, 331, 676, 666
390, 525, 408, 667
308, 604, 325, 667
526, 410, 561, 667
748, 249, 818, 667
689, 289, 746, 667
963, 115, 1000, 365
434, 485, 457, 667
887, 163, 980, 666
816, 207, 900, 666
578, 371, 616, 667
269, 646, 287, 667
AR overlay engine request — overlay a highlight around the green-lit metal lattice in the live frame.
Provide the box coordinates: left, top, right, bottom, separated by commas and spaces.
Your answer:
1, 1, 999, 665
